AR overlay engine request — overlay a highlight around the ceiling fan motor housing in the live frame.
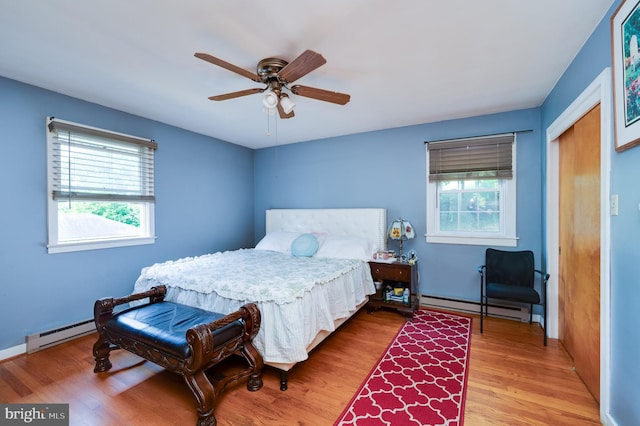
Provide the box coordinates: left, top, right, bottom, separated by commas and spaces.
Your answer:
257, 58, 288, 82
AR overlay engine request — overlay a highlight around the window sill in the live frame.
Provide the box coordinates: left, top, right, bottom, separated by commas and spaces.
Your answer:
425, 234, 518, 247
47, 236, 156, 254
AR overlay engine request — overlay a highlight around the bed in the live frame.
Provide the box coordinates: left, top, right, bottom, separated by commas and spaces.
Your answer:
132, 208, 387, 390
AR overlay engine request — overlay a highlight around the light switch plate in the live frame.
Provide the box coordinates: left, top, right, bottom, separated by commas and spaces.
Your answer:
611, 194, 619, 216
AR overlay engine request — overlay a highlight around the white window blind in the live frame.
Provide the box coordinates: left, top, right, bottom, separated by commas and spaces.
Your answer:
48, 118, 157, 203
427, 133, 514, 181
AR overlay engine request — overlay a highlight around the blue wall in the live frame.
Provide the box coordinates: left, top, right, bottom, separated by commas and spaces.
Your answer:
254, 108, 544, 301
542, 1, 640, 424
0, 77, 254, 350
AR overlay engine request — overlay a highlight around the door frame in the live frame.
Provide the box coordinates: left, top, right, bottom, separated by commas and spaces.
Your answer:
545, 68, 611, 421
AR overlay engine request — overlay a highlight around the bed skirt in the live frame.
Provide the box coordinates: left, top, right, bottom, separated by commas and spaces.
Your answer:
133, 261, 374, 365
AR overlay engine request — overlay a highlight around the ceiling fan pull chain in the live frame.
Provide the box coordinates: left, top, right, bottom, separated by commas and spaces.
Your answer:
266, 111, 271, 137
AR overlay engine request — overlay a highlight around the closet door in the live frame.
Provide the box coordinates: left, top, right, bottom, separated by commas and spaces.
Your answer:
558, 104, 601, 402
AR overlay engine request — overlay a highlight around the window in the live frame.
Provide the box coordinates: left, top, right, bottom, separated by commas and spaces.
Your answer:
425, 133, 517, 246
46, 117, 157, 253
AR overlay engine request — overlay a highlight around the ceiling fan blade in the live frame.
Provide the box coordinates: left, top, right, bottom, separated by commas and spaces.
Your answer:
290, 85, 351, 105
278, 50, 327, 83
277, 103, 295, 119
195, 52, 261, 82
208, 88, 263, 101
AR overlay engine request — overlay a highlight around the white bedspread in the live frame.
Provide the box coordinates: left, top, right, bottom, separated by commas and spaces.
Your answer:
132, 249, 375, 364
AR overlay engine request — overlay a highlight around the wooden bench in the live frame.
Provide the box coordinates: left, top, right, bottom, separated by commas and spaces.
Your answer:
92, 285, 263, 426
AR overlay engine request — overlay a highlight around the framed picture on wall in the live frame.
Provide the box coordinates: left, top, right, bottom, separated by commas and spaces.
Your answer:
612, 0, 640, 152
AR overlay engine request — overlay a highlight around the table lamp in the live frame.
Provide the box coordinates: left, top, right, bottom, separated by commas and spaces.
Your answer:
388, 218, 415, 259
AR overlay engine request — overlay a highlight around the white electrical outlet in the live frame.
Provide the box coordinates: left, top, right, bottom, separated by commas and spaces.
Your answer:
611, 194, 619, 216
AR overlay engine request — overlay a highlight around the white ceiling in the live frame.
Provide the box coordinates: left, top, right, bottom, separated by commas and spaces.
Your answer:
0, 1, 613, 149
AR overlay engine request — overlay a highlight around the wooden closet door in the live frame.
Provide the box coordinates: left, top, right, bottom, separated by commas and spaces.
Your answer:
558, 104, 601, 402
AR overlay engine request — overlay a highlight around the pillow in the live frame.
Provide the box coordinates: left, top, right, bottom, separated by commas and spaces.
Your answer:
254, 231, 301, 254
309, 231, 328, 247
291, 233, 320, 257
314, 235, 376, 261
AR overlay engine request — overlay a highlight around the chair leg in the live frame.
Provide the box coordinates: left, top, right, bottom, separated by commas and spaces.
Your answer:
529, 304, 533, 324
480, 274, 484, 333
482, 297, 488, 333
543, 298, 547, 347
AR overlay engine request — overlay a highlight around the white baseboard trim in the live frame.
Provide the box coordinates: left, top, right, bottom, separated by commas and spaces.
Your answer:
0, 343, 26, 362
0, 319, 96, 361
1, 318, 96, 361
420, 294, 538, 323
26, 319, 95, 354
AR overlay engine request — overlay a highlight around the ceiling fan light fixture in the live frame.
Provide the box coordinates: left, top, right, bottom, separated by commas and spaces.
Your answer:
279, 94, 295, 114
262, 91, 279, 109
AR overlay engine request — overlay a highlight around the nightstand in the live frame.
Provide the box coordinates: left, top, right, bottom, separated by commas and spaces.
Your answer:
367, 261, 418, 318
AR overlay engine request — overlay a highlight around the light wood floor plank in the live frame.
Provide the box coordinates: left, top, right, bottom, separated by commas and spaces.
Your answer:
0, 309, 600, 425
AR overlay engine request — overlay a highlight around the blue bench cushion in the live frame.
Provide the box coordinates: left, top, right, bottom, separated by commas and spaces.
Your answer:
104, 301, 243, 359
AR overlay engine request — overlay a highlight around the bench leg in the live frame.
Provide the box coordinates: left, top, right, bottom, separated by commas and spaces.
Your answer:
242, 341, 264, 392
92, 335, 113, 373
184, 370, 217, 426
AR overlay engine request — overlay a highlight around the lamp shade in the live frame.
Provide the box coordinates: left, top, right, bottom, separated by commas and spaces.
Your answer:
279, 94, 295, 114
388, 218, 415, 240
262, 91, 279, 109
388, 218, 414, 259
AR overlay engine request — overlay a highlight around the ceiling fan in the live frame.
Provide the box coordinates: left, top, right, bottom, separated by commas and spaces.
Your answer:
194, 50, 350, 119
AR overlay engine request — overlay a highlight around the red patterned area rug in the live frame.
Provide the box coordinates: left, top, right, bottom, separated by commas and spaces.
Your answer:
334, 309, 472, 426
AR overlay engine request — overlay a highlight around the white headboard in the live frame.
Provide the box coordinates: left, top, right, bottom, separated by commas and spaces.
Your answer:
265, 208, 387, 251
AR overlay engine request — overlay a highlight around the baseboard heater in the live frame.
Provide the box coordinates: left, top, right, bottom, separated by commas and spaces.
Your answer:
420, 294, 531, 322
26, 319, 96, 354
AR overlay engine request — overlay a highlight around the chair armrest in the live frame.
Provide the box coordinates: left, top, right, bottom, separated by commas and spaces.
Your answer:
534, 269, 551, 283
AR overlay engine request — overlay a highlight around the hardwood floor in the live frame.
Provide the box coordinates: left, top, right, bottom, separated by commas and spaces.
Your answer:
0, 309, 600, 425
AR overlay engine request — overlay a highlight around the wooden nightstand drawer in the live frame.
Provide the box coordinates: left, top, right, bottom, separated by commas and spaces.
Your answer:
369, 262, 411, 282
368, 261, 418, 319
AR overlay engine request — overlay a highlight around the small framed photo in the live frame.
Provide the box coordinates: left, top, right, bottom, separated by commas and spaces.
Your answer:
612, 0, 640, 152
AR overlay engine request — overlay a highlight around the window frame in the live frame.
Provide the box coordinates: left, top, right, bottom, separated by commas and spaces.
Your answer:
46, 117, 157, 254
425, 134, 518, 247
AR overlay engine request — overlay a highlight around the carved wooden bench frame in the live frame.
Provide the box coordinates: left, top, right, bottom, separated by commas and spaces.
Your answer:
92, 285, 263, 426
